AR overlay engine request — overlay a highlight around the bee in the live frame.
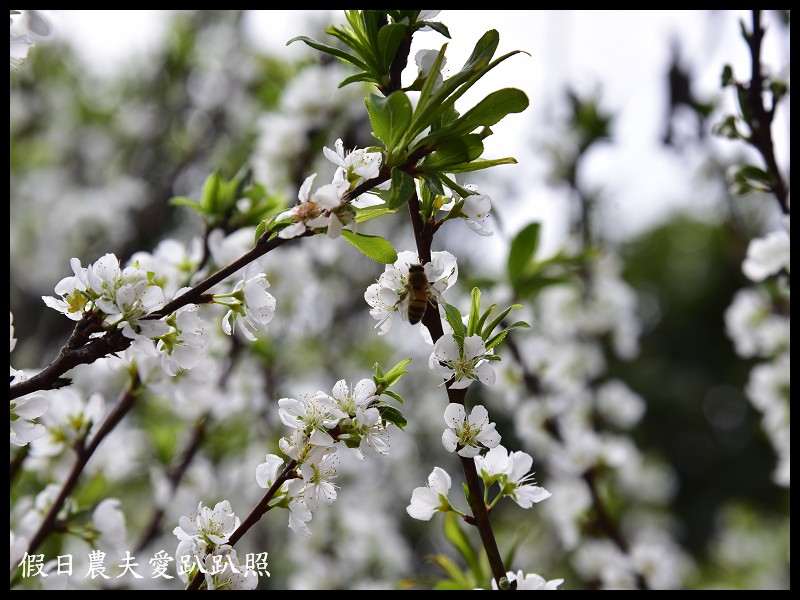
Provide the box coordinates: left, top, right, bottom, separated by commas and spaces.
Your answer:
398, 263, 442, 325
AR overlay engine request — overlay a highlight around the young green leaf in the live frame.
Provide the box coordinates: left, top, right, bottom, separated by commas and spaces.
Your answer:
387, 168, 416, 209
485, 320, 530, 351
383, 357, 413, 385
482, 304, 525, 341
354, 206, 398, 223
442, 512, 483, 582
286, 36, 371, 73
341, 230, 398, 264
467, 287, 481, 337
366, 91, 413, 154
377, 405, 407, 429
507, 222, 541, 281
418, 135, 484, 171
443, 303, 466, 343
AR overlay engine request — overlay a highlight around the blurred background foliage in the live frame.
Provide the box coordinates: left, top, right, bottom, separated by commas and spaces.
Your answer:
10, 10, 789, 590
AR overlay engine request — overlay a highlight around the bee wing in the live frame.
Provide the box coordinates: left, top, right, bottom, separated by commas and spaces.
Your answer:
427, 285, 445, 306
396, 291, 412, 322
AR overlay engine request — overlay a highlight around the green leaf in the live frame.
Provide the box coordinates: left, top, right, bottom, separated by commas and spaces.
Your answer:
422, 173, 445, 197
412, 44, 448, 128
375, 22, 407, 70
387, 168, 416, 209
485, 320, 530, 351
418, 135, 484, 171
428, 88, 529, 141
482, 304, 525, 341
475, 304, 498, 338
770, 79, 789, 103
440, 157, 518, 174
383, 357, 413, 385
378, 405, 407, 429
430, 554, 473, 590
254, 220, 267, 245
366, 91, 413, 154
341, 230, 398, 264
170, 196, 204, 214
507, 222, 541, 281
373, 362, 385, 379
403, 48, 526, 152
467, 288, 481, 337
287, 35, 371, 72
339, 71, 380, 88
380, 389, 405, 404
438, 173, 473, 199
442, 303, 466, 343
461, 29, 499, 73
736, 86, 753, 123
418, 21, 450, 38
720, 64, 734, 87
729, 164, 775, 195
201, 171, 222, 213
712, 114, 743, 140
443, 512, 483, 581
354, 206, 398, 223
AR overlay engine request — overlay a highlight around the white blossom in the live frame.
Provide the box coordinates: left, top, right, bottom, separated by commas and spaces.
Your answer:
157, 304, 208, 376
406, 466, 452, 521
742, 228, 790, 282
10, 393, 48, 447
29, 389, 104, 457
441, 403, 501, 458
323, 138, 386, 205
173, 500, 240, 549
256, 453, 286, 490
365, 250, 458, 334
92, 498, 127, 555
278, 393, 340, 447
430, 334, 496, 389
415, 49, 447, 91
203, 545, 259, 590
277, 173, 343, 239
10, 10, 54, 69
492, 570, 564, 590
221, 273, 277, 341
298, 447, 339, 511
475, 445, 551, 508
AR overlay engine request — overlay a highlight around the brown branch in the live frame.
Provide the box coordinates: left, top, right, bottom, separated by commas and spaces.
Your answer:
409, 191, 508, 587
22, 375, 141, 562
743, 10, 789, 214
184, 460, 297, 590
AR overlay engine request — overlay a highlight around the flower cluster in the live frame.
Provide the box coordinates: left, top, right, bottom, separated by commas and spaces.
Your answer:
257, 378, 396, 537
365, 250, 458, 335
276, 139, 384, 240
39, 252, 283, 378
43, 253, 165, 324
725, 215, 790, 487
407, 442, 551, 518
173, 500, 258, 589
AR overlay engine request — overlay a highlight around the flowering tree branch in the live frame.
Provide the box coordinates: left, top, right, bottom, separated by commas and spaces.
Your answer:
184, 460, 298, 591
21, 373, 141, 562
409, 191, 509, 586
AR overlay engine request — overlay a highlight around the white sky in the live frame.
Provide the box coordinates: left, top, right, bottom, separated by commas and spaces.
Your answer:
52, 10, 790, 257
